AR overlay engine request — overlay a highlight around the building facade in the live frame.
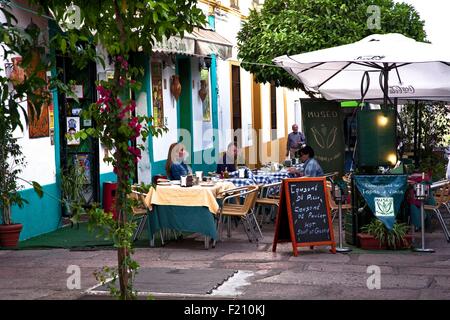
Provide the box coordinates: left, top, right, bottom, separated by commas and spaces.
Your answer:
1, 0, 306, 240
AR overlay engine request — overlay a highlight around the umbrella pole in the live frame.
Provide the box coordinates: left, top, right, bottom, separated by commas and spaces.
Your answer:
414, 101, 418, 167
383, 65, 389, 110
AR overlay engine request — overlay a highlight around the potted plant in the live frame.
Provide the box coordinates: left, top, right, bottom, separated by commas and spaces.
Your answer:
61, 164, 87, 221
358, 219, 412, 250
0, 128, 25, 247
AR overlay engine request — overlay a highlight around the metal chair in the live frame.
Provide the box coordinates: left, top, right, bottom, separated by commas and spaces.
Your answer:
326, 181, 352, 223
127, 189, 149, 242
255, 182, 281, 225
424, 183, 450, 242
216, 185, 262, 243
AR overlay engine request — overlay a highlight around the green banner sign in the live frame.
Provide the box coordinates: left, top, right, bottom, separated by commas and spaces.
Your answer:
354, 175, 408, 230
301, 99, 345, 176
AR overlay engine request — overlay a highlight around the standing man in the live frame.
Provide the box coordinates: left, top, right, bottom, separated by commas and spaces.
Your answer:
286, 124, 306, 159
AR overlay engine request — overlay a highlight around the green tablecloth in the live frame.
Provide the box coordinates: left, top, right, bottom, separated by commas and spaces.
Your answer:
147, 205, 218, 242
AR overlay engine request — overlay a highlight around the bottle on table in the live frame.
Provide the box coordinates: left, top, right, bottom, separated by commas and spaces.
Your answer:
223, 167, 229, 179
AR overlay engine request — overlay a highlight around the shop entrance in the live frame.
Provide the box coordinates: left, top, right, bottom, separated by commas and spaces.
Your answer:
177, 58, 193, 161
56, 55, 100, 216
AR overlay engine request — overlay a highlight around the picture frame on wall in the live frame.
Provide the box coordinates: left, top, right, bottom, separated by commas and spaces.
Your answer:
200, 69, 211, 122
66, 116, 80, 146
70, 84, 84, 99
151, 62, 164, 127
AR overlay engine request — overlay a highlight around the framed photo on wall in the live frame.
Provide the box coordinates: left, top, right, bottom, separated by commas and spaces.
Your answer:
66, 116, 80, 146
151, 62, 164, 127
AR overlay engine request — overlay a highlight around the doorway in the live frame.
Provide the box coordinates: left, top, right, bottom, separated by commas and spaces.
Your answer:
56, 55, 100, 215
177, 58, 193, 161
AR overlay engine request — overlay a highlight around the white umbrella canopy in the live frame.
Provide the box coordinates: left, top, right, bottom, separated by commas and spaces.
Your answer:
273, 33, 450, 103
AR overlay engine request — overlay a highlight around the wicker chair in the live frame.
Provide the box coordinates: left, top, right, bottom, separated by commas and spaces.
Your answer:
215, 185, 262, 243
127, 189, 148, 242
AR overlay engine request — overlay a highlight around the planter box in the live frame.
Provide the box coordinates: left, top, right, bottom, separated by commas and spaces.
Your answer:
390, 234, 413, 250
357, 233, 413, 250
357, 233, 387, 250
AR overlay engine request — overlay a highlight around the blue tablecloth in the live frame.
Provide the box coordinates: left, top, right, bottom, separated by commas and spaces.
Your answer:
147, 205, 218, 242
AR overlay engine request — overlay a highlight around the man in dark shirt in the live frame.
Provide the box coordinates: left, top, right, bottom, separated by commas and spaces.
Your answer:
216, 142, 238, 174
286, 124, 306, 159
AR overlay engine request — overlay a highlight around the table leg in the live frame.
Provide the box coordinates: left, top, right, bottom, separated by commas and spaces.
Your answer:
204, 236, 210, 249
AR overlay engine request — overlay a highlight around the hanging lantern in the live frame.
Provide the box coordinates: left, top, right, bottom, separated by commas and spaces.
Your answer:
170, 75, 182, 101
198, 80, 207, 101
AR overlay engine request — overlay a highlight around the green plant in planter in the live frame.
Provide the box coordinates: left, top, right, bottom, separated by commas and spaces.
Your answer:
361, 219, 410, 249
0, 131, 27, 225
60, 165, 87, 218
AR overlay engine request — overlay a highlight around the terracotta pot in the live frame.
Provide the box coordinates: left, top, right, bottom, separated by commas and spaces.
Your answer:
9, 56, 25, 87
170, 75, 182, 101
198, 80, 207, 101
0, 223, 23, 248
357, 233, 387, 250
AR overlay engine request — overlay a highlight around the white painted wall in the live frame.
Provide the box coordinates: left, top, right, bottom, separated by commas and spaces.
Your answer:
95, 45, 116, 175
217, 59, 232, 152
260, 83, 271, 143
1, 5, 56, 188
285, 89, 312, 134
240, 69, 253, 148
276, 87, 285, 139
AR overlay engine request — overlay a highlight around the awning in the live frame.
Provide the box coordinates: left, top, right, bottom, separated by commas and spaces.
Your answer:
153, 27, 233, 60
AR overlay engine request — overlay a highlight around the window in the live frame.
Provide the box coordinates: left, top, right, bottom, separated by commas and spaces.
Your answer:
231, 65, 242, 132
151, 62, 164, 127
270, 83, 277, 140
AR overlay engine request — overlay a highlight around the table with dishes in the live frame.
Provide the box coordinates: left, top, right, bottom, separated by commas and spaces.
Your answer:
144, 180, 235, 248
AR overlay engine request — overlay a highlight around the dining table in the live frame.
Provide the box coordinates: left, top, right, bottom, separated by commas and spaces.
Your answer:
144, 180, 236, 248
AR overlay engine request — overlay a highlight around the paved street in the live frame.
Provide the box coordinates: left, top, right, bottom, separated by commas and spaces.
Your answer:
1, 220, 450, 300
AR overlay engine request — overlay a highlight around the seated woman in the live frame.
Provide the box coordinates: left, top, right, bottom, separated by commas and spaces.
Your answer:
216, 142, 239, 174
287, 145, 324, 177
165, 142, 192, 180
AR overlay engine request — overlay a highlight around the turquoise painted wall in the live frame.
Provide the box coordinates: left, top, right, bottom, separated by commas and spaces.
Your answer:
10, 184, 60, 241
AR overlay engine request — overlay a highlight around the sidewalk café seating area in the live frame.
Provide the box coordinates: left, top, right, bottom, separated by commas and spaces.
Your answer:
121, 162, 450, 251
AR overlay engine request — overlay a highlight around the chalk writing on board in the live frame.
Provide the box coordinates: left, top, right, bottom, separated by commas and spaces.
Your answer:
288, 181, 331, 243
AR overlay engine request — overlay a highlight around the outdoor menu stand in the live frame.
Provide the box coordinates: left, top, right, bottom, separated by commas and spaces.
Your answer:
412, 180, 434, 253
332, 182, 351, 253
272, 177, 336, 256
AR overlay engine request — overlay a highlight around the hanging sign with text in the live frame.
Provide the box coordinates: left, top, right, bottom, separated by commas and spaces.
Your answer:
301, 99, 345, 176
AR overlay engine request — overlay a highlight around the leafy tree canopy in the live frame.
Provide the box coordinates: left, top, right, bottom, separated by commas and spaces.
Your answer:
237, 0, 426, 89
33, 0, 206, 57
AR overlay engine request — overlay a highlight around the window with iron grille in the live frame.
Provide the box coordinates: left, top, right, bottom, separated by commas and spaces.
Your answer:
230, 0, 239, 10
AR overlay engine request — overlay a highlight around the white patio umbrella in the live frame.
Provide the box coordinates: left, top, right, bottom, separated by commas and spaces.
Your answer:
273, 33, 450, 105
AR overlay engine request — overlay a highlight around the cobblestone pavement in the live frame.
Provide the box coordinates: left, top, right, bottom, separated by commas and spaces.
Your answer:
1, 221, 450, 300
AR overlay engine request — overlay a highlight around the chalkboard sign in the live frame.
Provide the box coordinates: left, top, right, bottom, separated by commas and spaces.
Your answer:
272, 177, 336, 256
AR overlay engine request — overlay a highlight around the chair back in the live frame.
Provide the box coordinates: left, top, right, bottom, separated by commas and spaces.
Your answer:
127, 190, 147, 215
258, 181, 282, 199
241, 185, 259, 214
